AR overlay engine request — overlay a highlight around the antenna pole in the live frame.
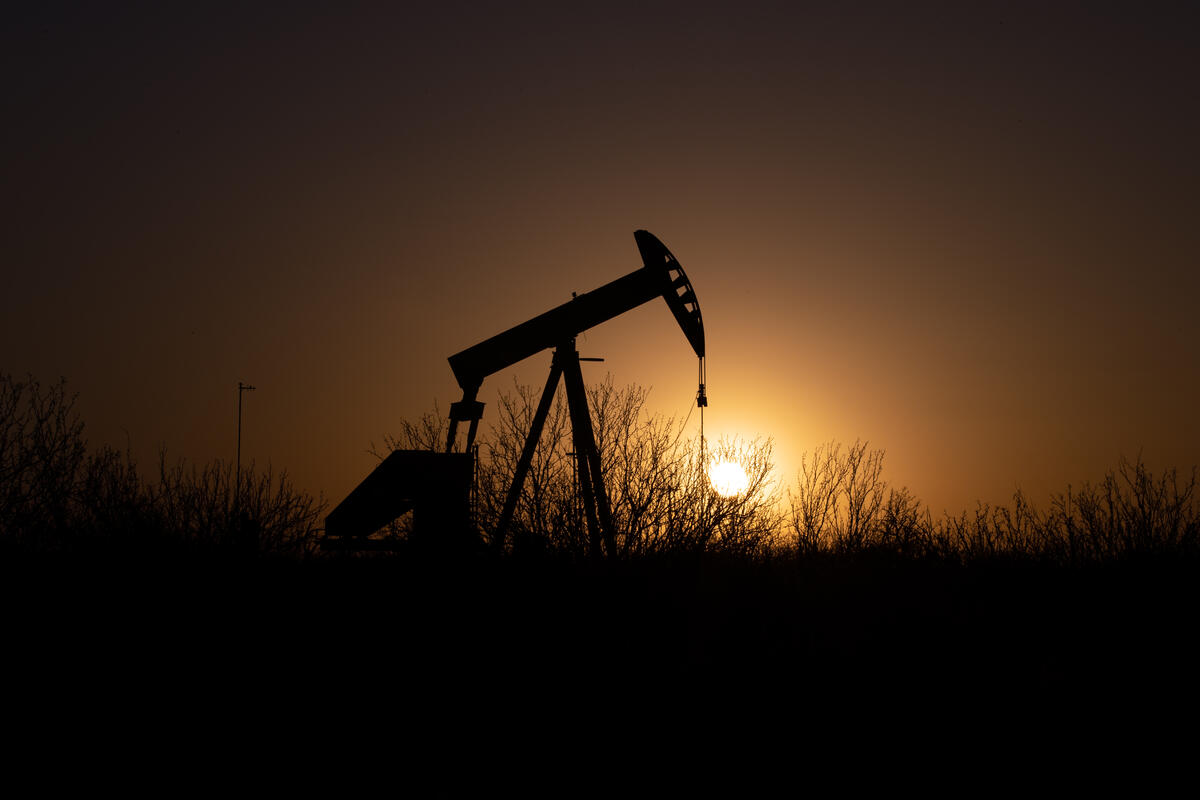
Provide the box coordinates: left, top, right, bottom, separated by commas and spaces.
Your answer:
236, 381, 256, 512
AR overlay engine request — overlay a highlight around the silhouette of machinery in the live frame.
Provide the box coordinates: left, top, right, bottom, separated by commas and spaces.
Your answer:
323, 230, 705, 553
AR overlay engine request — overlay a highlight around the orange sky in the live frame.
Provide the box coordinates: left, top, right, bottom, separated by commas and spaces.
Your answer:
4, 3, 1197, 517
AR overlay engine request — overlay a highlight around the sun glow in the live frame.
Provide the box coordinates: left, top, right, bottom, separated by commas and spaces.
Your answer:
708, 459, 750, 497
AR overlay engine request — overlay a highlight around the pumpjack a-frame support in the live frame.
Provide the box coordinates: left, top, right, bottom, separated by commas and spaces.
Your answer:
494, 340, 616, 557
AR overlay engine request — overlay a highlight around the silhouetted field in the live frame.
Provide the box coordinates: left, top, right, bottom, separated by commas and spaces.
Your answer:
5, 373, 1198, 710
6, 542, 1198, 714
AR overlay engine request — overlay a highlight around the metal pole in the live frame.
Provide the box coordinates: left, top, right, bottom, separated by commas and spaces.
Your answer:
237, 384, 243, 484
236, 381, 255, 511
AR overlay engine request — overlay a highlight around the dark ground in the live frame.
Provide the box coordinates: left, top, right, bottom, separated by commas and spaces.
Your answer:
9, 550, 1191, 786
7, 548, 1197, 715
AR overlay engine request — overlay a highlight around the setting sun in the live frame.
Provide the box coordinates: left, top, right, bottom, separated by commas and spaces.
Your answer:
708, 460, 749, 497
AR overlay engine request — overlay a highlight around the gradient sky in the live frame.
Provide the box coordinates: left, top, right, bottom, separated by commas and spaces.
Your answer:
5, 2, 1197, 516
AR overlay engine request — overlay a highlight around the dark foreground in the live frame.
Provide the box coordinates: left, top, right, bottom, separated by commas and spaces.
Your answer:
7, 547, 1197, 718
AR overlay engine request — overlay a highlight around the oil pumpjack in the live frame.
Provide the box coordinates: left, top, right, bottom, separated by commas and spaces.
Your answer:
323, 230, 706, 554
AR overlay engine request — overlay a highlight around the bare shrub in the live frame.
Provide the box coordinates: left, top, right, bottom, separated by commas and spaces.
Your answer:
695, 435, 784, 557
369, 403, 447, 456
788, 439, 931, 555
465, 379, 575, 552
0, 374, 87, 545
880, 485, 931, 557
928, 457, 1199, 565
1, 372, 324, 556
372, 404, 1199, 565
73, 445, 155, 546
459, 377, 780, 558
151, 456, 325, 556
1045, 457, 1198, 563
